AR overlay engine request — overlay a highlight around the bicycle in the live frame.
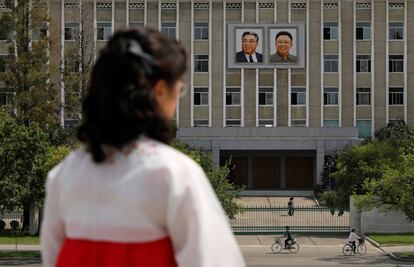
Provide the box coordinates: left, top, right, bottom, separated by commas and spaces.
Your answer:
271, 237, 300, 254
342, 238, 367, 256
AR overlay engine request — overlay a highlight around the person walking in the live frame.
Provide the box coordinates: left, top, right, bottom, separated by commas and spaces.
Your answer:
288, 197, 295, 216
40, 28, 245, 267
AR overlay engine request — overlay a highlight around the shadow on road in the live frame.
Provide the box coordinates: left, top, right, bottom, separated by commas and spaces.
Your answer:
317, 254, 414, 265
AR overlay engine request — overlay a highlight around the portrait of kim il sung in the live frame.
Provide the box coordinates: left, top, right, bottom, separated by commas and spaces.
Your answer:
269, 28, 297, 63
234, 28, 264, 63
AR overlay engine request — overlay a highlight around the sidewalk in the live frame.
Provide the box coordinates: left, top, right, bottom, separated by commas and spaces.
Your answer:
236, 196, 318, 207
0, 245, 40, 251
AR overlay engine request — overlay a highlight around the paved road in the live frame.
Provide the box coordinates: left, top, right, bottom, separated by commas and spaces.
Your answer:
0, 235, 413, 267
239, 235, 414, 267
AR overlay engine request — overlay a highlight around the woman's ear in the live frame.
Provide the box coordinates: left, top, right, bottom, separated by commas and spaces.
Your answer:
153, 80, 168, 100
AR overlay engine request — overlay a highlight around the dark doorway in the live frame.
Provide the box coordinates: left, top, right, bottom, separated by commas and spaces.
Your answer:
286, 157, 314, 188
253, 157, 281, 189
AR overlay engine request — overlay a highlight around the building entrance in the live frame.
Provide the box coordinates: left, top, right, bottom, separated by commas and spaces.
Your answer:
220, 150, 315, 190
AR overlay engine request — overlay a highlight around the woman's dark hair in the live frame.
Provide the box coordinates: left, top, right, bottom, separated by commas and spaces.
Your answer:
77, 28, 187, 163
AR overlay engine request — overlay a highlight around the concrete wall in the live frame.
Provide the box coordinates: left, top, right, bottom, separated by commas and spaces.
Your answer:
350, 197, 414, 234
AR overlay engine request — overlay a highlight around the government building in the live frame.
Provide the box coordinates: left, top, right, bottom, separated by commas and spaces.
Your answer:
1, 0, 413, 194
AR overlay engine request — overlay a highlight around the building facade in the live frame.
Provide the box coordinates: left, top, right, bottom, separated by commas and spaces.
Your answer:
1, 0, 413, 193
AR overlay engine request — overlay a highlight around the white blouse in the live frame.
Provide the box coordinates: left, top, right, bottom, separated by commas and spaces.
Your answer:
40, 137, 245, 267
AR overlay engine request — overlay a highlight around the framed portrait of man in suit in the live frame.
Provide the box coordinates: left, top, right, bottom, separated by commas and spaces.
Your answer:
230, 27, 264, 67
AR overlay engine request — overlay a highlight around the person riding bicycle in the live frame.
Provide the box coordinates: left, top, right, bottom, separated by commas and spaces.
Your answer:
348, 228, 360, 254
284, 226, 293, 248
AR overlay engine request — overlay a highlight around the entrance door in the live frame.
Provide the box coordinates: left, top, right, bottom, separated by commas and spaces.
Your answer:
221, 157, 248, 187
286, 157, 314, 188
253, 157, 281, 189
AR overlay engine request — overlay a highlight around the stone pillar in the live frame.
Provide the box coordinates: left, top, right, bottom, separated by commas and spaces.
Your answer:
280, 156, 286, 188
316, 139, 325, 185
212, 139, 220, 166
349, 196, 361, 234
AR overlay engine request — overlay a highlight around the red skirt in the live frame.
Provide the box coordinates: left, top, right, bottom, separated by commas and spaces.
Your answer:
56, 237, 178, 267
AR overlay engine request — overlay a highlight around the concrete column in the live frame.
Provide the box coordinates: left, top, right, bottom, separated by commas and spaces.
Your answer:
212, 139, 220, 166
280, 156, 286, 188
316, 139, 325, 185
247, 156, 253, 189
349, 196, 361, 234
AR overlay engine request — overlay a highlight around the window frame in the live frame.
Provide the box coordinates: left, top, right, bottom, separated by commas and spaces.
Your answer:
64, 22, 80, 41
96, 21, 112, 41
389, 22, 404, 40
226, 87, 241, 106
356, 22, 371, 40
323, 22, 338, 40
258, 87, 273, 106
161, 21, 176, 39
291, 87, 306, 106
389, 87, 404, 106
193, 87, 209, 106
194, 55, 209, 72
194, 22, 209, 40
356, 88, 371, 106
324, 55, 339, 73
356, 55, 371, 73
389, 55, 404, 73
323, 87, 339, 106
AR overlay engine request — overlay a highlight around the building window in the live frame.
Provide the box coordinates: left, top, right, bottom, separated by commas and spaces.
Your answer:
194, 120, 209, 127
258, 88, 273, 106
97, 22, 112, 40
291, 87, 306, 105
194, 22, 208, 40
32, 22, 48, 40
226, 119, 241, 127
389, 88, 404, 105
323, 87, 338, 105
356, 88, 371, 105
0, 91, 14, 107
226, 88, 241, 105
194, 87, 208, 106
356, 55, 371, 72
389, 55, 403, 73
161, 22, 176, 39
323, 22, 338, 40
356, 22, 371, 40
258, 119, 273, 127
324, 55, 338, 72
0, 55, 9, 73
64, 118, 80, 129
64, 59, 80, 73
324, 120, 339, 127
65, 22, 80, 41
194, 55, 208, 72
291, 119, 306, 127
356, 120, 372, 138
389, 22, 404, 40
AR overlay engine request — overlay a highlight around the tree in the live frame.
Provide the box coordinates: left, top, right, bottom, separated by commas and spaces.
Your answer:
61, 2, 95, 125
354, 145, 414, 221
322, 122, 414, 220
0, 108, 51, 230
172, 140, 244, 219
0, 0, 59, 133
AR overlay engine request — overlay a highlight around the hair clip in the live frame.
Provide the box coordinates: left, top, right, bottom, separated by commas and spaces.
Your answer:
128, 40, 154, 63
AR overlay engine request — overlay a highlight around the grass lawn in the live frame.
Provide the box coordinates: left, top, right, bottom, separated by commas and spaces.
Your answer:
368, 233, 414, 246
0, 235, 40, 245
0, 250, 40, 258
394, 251, 414, 260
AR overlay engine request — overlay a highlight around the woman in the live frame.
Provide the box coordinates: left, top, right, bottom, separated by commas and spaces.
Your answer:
41, 28, 245, 267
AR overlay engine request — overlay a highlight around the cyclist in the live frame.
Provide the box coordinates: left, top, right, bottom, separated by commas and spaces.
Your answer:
284, 226, 293, 248
348, 228, 360, 254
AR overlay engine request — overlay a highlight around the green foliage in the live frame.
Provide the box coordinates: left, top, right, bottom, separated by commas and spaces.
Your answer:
171, 139, 243, 219
324, 122, 414, 221
0, 109, 50, 212
0, 1, 60, 138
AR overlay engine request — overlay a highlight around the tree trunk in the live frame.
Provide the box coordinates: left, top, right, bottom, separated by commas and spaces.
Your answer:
22, 203, 30, 232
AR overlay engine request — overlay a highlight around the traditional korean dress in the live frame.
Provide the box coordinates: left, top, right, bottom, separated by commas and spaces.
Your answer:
40, 137, 245, 267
